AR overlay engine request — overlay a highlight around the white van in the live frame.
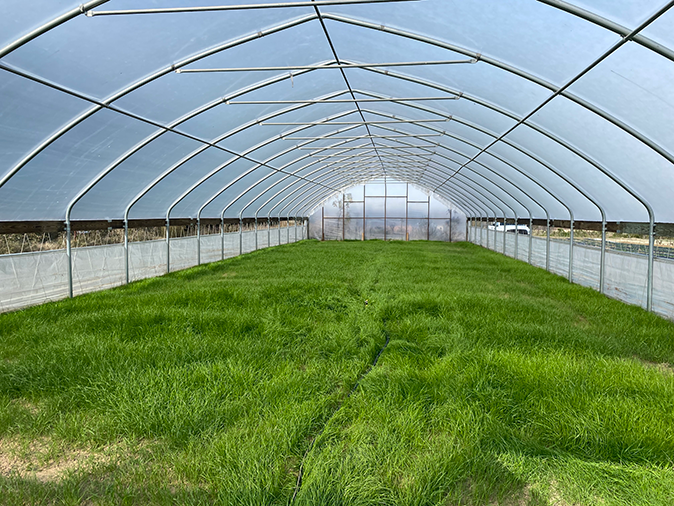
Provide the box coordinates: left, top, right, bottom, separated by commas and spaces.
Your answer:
487, 222, 530, 235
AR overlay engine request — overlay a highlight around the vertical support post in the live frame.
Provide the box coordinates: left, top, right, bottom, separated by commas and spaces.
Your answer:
278, 215, 282, 245
405, 183, 409, 241
449, 208, 452, 242
483, 218, 486, 247
239, 217, 243, 256
321, 207, 325, 241
503, 215, 508, 255
489, 218, 493, 249
220, 215, 225, 261
384, 179, 388, 241
363, 184, 366, 241
342, 193, 345, 241
66, 221, 73, 298
166, 217, 170, 274
492, 217, 495, 249
268, 217, 271, 248
493, 219, 496, 250
647, 221, 654, 311
197, 218, 201, 265
569, 218, 574, 283
124, 219, 129, 284
427, 196, 430, 241
254, 217, 258, 250
287, 215, 290, 243
600, 218, 606, 294
528, 218, 533, 264
546, 219, 551, 271
514, 217, 519, 260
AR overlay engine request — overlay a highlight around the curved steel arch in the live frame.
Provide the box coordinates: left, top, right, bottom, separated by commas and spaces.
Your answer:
283, 107, 584, 223
0, 13, 321, 191
348, 100, 614, 288
280, 94, 604, 224
351, 92, 624, 219
125, 104, 361, 277
189, 94, 602, 279
0, 32, 644, 240
277, 110, 582, 277
536, 0, 674, 63
192, 124, 386, 227
2, 4, 672, 221
273, 145, 543, 250
323, 10, 674, 170
166, 126, 382, 270
2, 4, 668, 227
203, 148, 369, 262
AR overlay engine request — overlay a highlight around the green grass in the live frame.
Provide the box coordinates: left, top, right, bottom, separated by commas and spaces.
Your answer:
0, 240, 673, 505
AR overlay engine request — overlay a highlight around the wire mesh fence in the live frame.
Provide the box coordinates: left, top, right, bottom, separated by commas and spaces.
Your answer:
569, 238, 674, 260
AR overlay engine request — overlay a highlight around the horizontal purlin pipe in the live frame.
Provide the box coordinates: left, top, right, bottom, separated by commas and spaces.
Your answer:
177, 59, 475, 72
226, 96, 460, 104
87, 0, 419, 16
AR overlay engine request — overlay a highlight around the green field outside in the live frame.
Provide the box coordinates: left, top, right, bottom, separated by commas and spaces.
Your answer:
1, 240, 673, 505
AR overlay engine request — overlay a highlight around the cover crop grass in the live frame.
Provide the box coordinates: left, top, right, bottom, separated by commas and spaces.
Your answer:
1, 240, 673, 505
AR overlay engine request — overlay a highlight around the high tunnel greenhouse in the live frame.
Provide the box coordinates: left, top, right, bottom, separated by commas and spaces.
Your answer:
3, 2, 674, 504
0, 0, 673, 314
2, 0, 674, 316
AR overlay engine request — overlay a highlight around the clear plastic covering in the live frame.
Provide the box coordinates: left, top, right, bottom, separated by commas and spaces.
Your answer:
1, 0, 674, 227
